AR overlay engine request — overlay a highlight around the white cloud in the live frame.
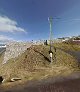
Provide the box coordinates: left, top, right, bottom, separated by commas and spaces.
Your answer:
0, 16, 26, 33
0, 35, 13, 42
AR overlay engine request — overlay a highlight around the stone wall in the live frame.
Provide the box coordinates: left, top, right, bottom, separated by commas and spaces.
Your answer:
3, 40, 45, 64
3, 42, 33, 64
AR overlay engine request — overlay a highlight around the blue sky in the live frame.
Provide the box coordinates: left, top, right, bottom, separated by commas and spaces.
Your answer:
0, 0, 80, 42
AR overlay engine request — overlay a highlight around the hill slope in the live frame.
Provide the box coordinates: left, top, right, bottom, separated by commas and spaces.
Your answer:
0, 45, 79, 83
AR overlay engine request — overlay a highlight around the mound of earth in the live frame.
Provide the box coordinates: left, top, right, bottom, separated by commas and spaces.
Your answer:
0, 45, 79, 82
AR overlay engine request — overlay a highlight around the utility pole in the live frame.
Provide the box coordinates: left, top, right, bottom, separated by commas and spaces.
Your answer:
48, 17, 53, 51
48, 17, 53, 63
48, 17, 60, 63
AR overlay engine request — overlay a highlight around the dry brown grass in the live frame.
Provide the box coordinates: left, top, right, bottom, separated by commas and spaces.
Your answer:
0, 45, 79, 84
54, 43, 80, 51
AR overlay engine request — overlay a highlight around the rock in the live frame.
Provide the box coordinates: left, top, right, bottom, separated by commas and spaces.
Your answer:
3, 42, 32, 64
0, 76, 3, 83
10, 78, 21, 82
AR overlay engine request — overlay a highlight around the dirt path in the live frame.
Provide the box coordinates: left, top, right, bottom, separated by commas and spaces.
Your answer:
25, 78, 80, 92
0, 72, 80, 92
65, 50, 80, 62
56, 47, 80, 62
22, 78, 80, 92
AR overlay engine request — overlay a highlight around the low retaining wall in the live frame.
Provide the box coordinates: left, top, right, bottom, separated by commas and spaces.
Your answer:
3, 42, 33, 64
3, 41, 44, 64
